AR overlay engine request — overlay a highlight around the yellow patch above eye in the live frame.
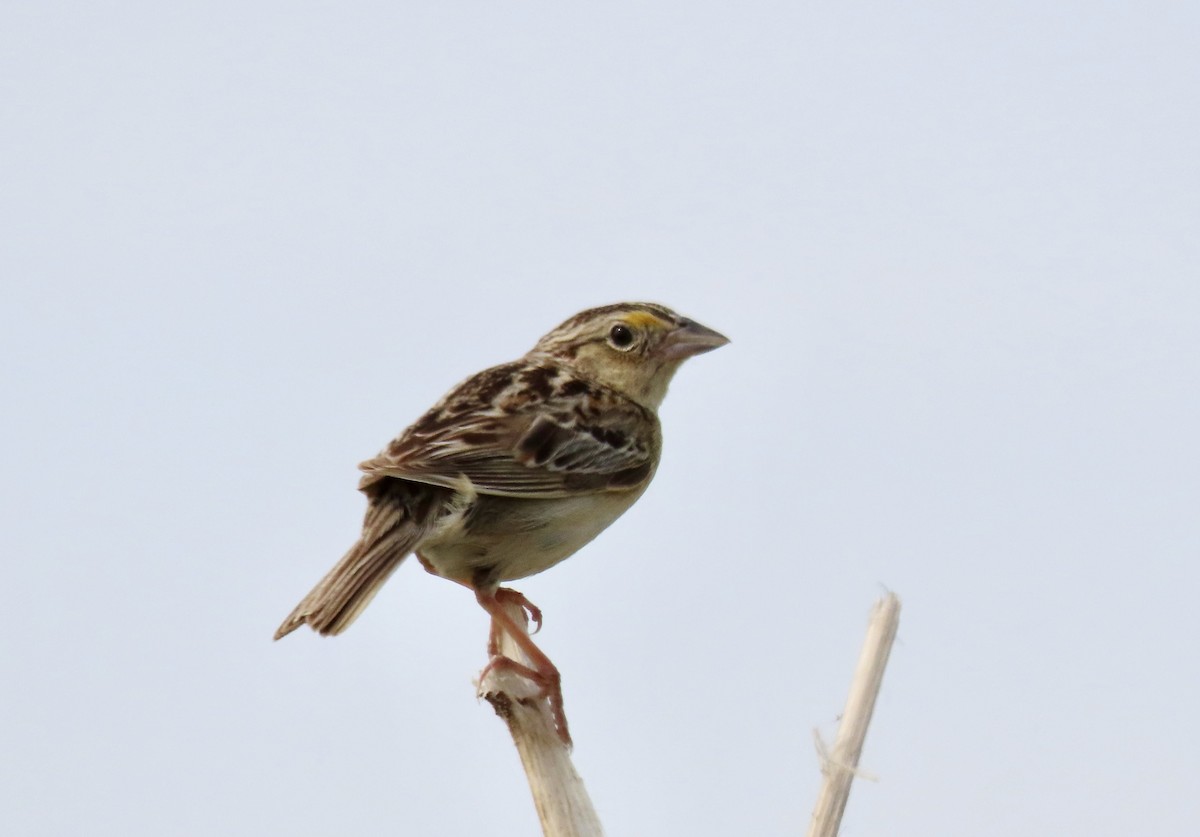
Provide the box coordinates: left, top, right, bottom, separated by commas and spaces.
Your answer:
623, 311, 669, 330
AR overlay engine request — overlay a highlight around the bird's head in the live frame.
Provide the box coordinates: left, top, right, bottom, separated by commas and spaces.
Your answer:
529, 302, 729, 409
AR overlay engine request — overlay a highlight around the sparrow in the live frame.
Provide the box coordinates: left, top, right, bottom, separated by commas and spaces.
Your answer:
275, 302, 729, 744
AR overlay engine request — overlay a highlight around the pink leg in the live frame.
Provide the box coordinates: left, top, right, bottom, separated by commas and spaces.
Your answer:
476, 587, 570, 746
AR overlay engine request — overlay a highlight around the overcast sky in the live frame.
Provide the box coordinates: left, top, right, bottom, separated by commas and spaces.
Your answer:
3, 3, 1198, 835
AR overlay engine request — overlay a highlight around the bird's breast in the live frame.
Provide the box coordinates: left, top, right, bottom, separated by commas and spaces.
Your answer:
417, 486, 648, 585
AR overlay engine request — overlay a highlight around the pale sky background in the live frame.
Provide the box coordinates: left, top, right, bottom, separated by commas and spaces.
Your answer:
3, 3, 1198, 835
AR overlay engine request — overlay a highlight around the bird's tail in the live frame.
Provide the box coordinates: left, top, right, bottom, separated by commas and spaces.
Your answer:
274, 480, 444, 640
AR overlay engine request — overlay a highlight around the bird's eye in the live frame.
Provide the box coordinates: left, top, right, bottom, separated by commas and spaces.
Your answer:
608, 323, 635, 349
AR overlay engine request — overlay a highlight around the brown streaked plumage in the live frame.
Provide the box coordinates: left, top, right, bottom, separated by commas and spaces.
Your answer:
275, 302, 728, 744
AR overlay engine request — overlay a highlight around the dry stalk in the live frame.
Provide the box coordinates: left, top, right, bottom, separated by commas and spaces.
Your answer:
806, 592, 902, 837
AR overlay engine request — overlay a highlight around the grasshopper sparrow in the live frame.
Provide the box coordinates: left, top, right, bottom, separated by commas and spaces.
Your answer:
275, 302, 728, 744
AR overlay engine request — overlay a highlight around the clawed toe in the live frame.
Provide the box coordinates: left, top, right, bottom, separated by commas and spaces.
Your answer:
480, 653, 571, 745
495, 587, 543, 634
479, 653, 543, 689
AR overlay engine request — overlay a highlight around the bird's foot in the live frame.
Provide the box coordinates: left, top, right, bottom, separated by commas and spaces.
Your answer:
494, 586, 543, 634
480, 653, 570, 746
476, 586, 570, 746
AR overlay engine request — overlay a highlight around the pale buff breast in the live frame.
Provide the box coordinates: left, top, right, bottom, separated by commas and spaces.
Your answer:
416, 484, 650, 586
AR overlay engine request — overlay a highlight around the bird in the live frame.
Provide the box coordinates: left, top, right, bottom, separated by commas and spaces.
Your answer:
274, 302, 729, 744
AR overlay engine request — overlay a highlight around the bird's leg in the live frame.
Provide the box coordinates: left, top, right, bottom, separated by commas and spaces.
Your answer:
475, 587, 570, 746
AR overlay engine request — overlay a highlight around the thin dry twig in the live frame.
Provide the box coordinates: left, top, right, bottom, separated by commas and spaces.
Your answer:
478, 601, 603, 837
806, 592, 902, 837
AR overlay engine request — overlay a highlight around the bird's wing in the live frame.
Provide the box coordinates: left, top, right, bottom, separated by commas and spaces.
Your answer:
358, 362, 658, 498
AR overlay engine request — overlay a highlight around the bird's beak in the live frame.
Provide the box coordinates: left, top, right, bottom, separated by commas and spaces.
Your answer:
659, 318, 730, 361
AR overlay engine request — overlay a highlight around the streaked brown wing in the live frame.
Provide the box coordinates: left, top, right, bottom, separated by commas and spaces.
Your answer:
358, 362, 658, 498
